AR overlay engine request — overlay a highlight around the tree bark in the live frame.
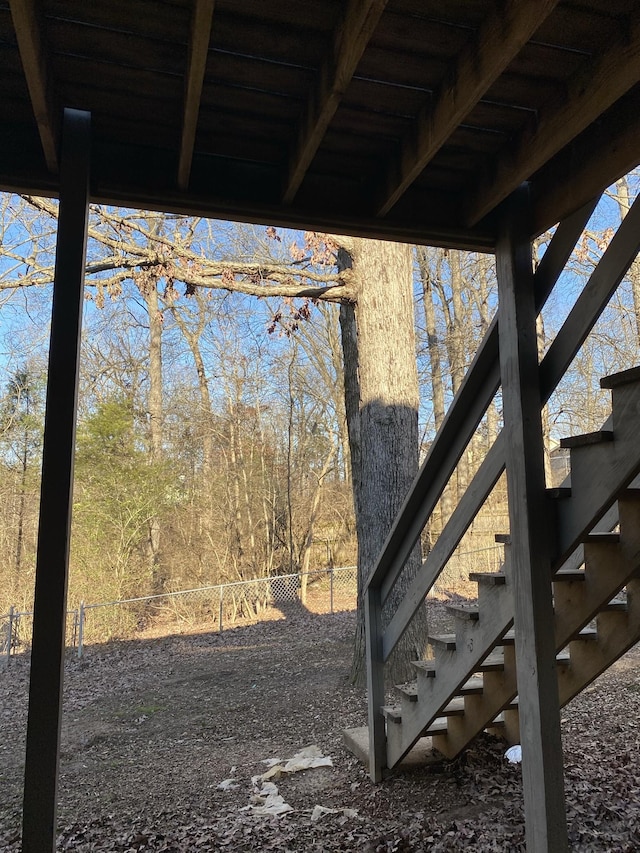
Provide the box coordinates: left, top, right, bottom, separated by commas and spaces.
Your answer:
338, 239, 429, 685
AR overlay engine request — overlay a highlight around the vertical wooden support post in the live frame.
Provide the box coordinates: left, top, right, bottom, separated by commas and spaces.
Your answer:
365, 585, 386, 781
22, 109, 90, 853
496, 187, 568, 852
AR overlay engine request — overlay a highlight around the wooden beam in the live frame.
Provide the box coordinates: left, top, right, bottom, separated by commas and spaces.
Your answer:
377, 0, 559, 216
497, 186, 568, 852
467, 14, 640, 226
9, 0, 59, 172
22, 109, 90, 853
531, 88, 640, 236
178, 0, 215, 190
282, 0, 388, 204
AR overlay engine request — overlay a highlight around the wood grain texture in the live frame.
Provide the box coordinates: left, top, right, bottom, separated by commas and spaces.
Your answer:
467, 13, 640, 225
178, 0, 215, 189
9, 0, 58, 171
282, 0, 388, 203
377, 0, 559, 215
496, 187, 568, 853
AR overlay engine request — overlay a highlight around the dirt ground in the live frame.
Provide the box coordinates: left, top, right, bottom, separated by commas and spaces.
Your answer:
2, 601, 640, 852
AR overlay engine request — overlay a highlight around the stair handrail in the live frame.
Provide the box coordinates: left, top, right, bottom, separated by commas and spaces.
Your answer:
364, 197, 598, 604
366, 191, 640, 663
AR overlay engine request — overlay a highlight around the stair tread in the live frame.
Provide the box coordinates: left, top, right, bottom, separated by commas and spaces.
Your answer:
383, 695, 467, 727
469, 571, 506, 585
503, 627, 598, 645
395, 681, 418, 701
428, 634, 457, 650
382, 705, 402, 723
412, 660, 436, 676
600, 365, 640, 389
570, 626, 598, 641
445, 603, 479, 621
547, 487, 572, 499
560, 429, 614, 449
459, 676, 484, 694
554, 568, 585, 581
601, 598, 627, 611
584, 531, 620, 543
477, 653, 507, 671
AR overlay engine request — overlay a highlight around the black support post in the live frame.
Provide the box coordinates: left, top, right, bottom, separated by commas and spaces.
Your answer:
496, 186, 568, 852
22, 109, 91, 853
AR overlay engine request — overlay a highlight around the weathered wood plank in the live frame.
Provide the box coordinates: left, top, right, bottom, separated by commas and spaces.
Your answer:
282, 0, 388, 203
178, 0, 215, 189
467, 12, 640, 225
496, 186, 568, 852
531, 88, 640, 236
365, 586, 386, 782
377, 0, 559, 215
9, 0, 58, 171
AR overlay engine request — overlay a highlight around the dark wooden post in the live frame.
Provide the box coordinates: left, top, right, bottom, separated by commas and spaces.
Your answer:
365, 585, 386, 781
496, 186, 568, 852
22, 108, 91, 853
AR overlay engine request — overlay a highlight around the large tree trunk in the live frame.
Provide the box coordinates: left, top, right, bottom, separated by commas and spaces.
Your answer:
338, 239, 429, 685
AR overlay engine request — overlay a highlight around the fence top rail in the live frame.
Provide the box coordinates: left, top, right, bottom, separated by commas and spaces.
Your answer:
81, 566, 357, 611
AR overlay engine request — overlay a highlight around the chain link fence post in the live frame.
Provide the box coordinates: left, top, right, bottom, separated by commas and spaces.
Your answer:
219, 586, 224, 633
4, 606, 14, 666
330, 566, 334, 614
77, 601, 85, 658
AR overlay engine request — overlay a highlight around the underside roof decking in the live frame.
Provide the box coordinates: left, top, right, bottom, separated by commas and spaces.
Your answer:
1, 0, 640, 249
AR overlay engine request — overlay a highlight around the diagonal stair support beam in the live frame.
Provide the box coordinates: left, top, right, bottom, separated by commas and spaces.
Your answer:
383, 192, 640, 660
371, 196, 598, 606
365, 197, 597, 781
496, 185, 568, 853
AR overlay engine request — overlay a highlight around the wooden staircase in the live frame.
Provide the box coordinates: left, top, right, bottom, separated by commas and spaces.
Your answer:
349, 367, 640, 771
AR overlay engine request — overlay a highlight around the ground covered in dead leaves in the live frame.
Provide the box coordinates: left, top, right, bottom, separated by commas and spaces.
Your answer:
2, 602, 640, 851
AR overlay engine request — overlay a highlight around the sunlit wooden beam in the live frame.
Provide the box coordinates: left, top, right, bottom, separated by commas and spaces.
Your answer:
531, 89, 640, 236
9, 0, 59, 172
282, 0, 388, 204
377, 0, 559, 216
466, 13, 640, 227
178, 0, 215, 190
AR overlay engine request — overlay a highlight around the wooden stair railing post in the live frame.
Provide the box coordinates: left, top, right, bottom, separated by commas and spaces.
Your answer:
496, 186, 568, 853
365, 584, 386, 781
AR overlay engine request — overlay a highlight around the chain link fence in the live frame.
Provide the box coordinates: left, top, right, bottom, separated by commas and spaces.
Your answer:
1, 566, 358, 662
1, 544, 505, 665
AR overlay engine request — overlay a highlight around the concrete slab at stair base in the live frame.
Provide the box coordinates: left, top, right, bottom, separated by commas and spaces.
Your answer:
343, 727, 445, 775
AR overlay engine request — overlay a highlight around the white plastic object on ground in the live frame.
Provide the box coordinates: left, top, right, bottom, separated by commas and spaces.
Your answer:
505, 744, 522, 763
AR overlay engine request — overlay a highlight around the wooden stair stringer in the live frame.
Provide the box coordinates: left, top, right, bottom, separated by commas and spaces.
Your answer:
555, 377, 640, 565
430, 497, 640, 759
553, 539, 637, 650
431, 645, 518, 759
558, 578, 640, 705
385, 578, 513, 768
381, 370, 640, 771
